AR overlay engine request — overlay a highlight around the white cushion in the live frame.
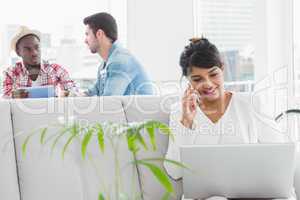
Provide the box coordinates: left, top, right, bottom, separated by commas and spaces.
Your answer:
11, 97, 140, 200
0, 100, 20, 200
120, 95, 183, 200
11, 98, 83, 200
65, 97, 141, 199
294, 147, 300, 197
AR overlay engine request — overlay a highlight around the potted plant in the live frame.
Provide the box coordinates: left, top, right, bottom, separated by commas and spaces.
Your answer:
22, 117, 187, 200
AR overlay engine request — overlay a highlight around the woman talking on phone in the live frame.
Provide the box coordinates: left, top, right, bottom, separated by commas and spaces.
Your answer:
164, 38, 296, 200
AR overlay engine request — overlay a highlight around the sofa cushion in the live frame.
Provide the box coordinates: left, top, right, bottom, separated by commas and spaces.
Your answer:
65, 97, 141, 199
0, 100, 20, 200
120, 95, 183, 200
11, 98, 83, 200
294, 145, 300, 197
11, 97, 140, 200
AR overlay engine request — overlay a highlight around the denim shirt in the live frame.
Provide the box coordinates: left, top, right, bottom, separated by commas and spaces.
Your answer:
87, 41, 154, 96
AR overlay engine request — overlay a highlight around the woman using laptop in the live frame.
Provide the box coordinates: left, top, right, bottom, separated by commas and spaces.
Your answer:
164, 38, 295, 200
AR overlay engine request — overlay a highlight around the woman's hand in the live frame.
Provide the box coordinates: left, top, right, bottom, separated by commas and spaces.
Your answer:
181, 85, 200, 129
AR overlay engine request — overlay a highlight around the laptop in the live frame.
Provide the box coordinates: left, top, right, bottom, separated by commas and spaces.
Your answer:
180, 143, 297, 199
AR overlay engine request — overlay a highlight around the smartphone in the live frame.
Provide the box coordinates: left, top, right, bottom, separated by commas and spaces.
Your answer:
189, 84, 201, 105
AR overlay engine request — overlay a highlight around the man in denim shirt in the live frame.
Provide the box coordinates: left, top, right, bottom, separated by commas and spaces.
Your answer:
83, 12, 154, 96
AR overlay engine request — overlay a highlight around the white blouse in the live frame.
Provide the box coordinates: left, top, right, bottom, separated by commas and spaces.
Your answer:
164, 92, 290, 180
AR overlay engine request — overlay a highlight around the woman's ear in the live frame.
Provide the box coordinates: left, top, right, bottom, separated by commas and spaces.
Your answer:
220, 62, 225, 71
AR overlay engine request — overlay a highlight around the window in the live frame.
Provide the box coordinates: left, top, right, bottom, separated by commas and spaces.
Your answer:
0, 0, 127, 90
194, 0, 256, 92
194, 0, 295, 136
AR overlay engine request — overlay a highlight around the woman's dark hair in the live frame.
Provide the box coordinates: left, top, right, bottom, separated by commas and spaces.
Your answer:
180, 38, 222, 76
83, 12, 118, 42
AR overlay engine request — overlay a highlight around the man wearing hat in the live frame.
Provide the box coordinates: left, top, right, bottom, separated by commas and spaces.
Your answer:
83, 12, 154, 96
2, 26, 77, 98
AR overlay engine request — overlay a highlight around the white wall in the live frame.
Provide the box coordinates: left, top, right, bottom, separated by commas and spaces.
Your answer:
126, 0, 194, 82
253, 0, 294, 137
254, 0, 293, 83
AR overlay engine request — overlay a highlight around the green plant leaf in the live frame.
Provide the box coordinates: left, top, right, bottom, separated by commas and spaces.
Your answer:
119, 193, 130, 200
136, 132, 148, 151
51, 125, 72, 153
145, 120, 173, 140
41, 125, 65, 145
145, 125, 156, 151
81, 128, 94, 159
136, 160, 173, 193
161, 192, 171, 200
98, 193, 105, 200
71, 123, 79, 135
126, 128, 139, 153
62, 132, 78, 159
140, 158, 189, 169
156, 121, 174, 141
156, 122, 172, 136
126, 125, 149, 152
96, 123, 105, 153
40, 127, 48, 145
22, 132, 37, 157
130, 192, 143, 200
60, 124, 79, 159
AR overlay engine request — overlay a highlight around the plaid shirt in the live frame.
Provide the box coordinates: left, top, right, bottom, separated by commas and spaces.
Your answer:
2, 61, 76, 98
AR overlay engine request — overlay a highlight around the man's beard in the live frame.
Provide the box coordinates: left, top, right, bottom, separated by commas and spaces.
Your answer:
90, 43, 100, 54
27, 64, 40, 68
90, 47, 98, 54
25, 63, 41, 75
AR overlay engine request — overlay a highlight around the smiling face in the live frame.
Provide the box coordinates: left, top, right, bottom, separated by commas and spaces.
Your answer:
188, 66, 225, 102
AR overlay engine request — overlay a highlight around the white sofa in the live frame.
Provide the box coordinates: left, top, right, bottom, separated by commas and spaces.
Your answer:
0, 95, 299, 200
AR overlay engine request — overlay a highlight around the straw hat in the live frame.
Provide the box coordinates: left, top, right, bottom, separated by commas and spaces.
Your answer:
11, 26, 41, 52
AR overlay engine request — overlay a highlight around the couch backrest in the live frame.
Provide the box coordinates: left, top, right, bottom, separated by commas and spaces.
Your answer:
64, 97, 141, 200
0, 100, 20, 200
295, 149, 300, 197
120, 95, 183, 200
11, 98, 84, 200
10, 97, 141, 200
